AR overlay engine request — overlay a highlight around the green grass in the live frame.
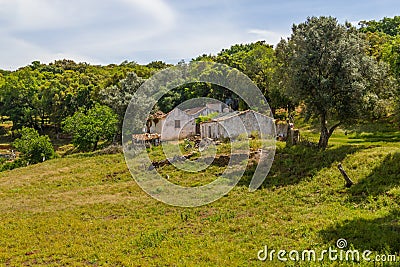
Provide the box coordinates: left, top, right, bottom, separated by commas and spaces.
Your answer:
0, 123, 399, 266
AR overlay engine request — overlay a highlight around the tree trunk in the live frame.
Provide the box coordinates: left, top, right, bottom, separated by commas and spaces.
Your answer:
318, 125, 330, 149
93, 142, 98, 151
318, 114, 329, 149
93, 137, 100, 151
41, 114, 45, 133
318, 114, 341, 149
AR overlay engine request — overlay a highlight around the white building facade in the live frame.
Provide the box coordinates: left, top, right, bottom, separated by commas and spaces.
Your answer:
200, 110, 275, 140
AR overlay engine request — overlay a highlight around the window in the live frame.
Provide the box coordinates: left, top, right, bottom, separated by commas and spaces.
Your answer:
174, 120, 180, 128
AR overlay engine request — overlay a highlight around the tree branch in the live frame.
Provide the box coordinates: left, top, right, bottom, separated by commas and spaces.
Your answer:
328, 122, 342, 137
338, 163, 354, 188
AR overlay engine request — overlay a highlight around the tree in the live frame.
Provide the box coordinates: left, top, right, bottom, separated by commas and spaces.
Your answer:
277, 16, 392, 149
381, 35, 400, 121
0, 68, 39, 129
13, 127, 55, 164
363, 31, 392, 61
359, 16, 400, 123
0, 60, 154, 134
192, 41, 279, 112
62, 104, 118, 151
99, 72, 144, 132
146, 61, 173, 70
242, 42, 275, 97
359, 16, 400, 36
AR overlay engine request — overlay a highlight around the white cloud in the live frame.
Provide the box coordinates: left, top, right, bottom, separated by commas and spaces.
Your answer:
1, 0, 396, 70
121, 0, 176, 27
125, 23, 287, 64
0, 31, 96, 70
0, 0, 178, 69
248, 29, 288, 45
0, 0, 95, 31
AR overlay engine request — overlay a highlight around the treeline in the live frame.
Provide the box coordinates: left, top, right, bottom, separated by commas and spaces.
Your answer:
360, 16, 400, 82
141, 16, 400, 121
1, 16, 400, 151
0, 60, 170, 132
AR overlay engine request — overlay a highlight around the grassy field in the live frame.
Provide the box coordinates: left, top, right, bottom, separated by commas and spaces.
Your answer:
0, 122, 399, 266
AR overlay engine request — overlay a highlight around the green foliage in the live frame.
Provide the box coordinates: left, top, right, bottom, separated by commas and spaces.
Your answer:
195, 112, 218, 123
99, 72, 144, 132
237, 133, 248, 141
359, 16, 400, 124
359, 16, 400, 36
193, 41, 282, 111
363, 31, 392, 61
145, 61, 173, 70
0, 159, 25, 172
62, 104, 118, 151
381, 35, 400, 78
0, 69, 39, 129
157, 80, 240, 113
13, 127, 55, 164
0, 60, 153, 131
277, 16, 394, 148
380, 36, 400, 123
250, 130, 260, 139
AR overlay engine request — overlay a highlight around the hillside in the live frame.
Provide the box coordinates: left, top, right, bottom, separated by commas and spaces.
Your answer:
0, 123, 399, 266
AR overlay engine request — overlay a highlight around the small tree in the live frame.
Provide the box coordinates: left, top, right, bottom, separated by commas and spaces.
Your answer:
277, 16, 393, 149
13, 127, 55, 164
62, 104, 118, 151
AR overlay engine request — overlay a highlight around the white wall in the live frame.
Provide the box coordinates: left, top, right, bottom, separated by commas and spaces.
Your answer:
200, 111, 275, 140
161, 108, 195, 140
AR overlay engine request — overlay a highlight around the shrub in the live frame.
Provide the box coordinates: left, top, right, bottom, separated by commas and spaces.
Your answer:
13, 127, 55, 164
0, 159, 25, 172
237, 133, 248, 141
250, 130, 260, 139
195, 112, 219, 124
62, 104, 118, 151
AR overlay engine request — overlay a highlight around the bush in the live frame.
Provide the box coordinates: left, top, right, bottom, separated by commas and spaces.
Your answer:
0, 159, 26, 172
250, 130, 260, 139
13, 127, 55, 164
237, 133, 248, 141
62, 104, 118, 151
195, 112, 219, 124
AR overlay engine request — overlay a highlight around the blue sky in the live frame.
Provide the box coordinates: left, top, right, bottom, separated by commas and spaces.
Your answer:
0, 0, 399, 70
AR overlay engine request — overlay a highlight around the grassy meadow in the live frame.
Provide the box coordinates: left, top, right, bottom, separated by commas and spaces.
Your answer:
0, 121, 399, 266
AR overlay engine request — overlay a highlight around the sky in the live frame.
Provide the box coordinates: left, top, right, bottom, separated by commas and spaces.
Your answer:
0, 0, 399, 70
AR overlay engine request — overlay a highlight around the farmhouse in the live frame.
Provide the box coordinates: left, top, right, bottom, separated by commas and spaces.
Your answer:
200, 110, 275, 140
146, 103, 228, 141
147, 111, 166, 134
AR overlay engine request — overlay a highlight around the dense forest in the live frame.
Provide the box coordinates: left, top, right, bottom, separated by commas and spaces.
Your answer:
1, 16, 399, 153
